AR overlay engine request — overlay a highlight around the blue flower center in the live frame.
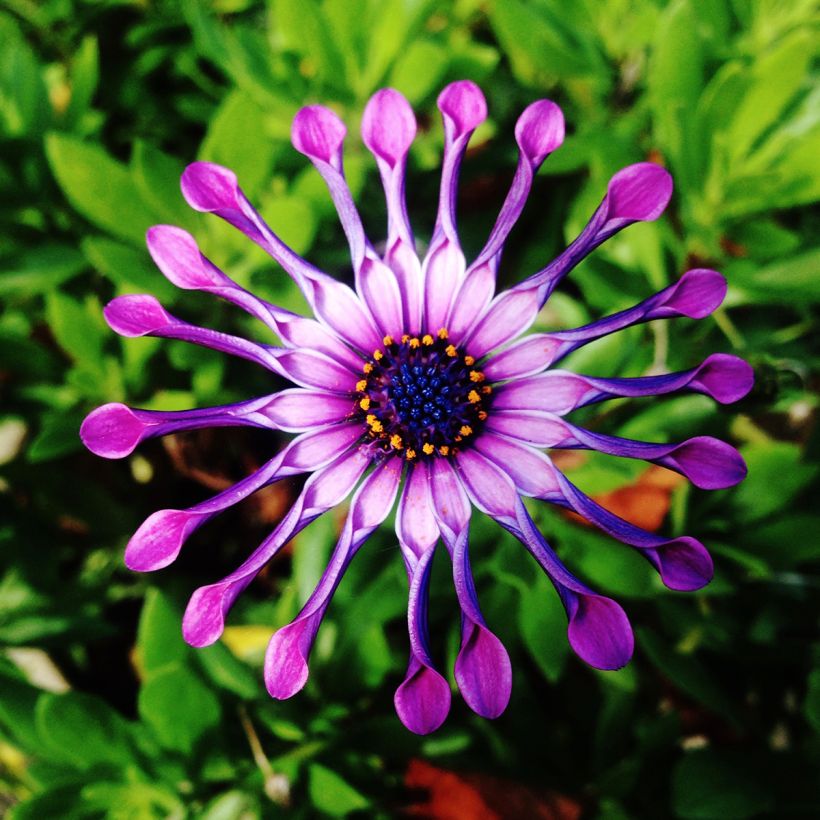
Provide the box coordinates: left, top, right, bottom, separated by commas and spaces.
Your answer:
355, 331, 491, 460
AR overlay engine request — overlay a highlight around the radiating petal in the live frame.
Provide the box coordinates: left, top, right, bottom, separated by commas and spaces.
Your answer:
264, 458, 402, 698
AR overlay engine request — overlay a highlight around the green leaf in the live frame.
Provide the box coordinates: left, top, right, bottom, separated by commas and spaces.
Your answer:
64, 36, 99, 127
518, 573, 569, 682
259, 195, 317, 256
35, 691, 134, 769
198, 89, 278, 198
732, 441, 818, 523
136, 588, 189, 677
26, 410, 85, 463
0, 245, 86, 296
197, 641, 260, 699
131, 141, 199, 230
388, 39, 448, 104
44, 290, 105, 366
45, 133, 157, 245
138, 664, 221, 754
308, 763, 370, 817
728, 247, 820, 304
726, 30, 813, 161
672, 749, 774, 819
82, 235, 177, 301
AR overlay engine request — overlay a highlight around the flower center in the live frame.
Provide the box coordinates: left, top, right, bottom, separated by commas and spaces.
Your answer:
355, 330, 491, 460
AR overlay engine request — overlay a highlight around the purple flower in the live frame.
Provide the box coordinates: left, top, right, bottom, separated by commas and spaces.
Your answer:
81, 82, 753, 734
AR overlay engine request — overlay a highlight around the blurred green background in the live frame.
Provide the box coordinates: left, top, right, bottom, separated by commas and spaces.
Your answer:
1, 0, 819, 817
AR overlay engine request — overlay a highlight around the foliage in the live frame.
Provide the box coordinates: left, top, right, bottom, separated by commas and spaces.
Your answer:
1, 0, 818, 817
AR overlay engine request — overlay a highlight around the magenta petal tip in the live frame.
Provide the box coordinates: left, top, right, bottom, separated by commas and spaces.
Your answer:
394, 666, 452, 735
182, 584, 231, 648
515, 99, 565, 166
567, 595, 634, 670
146, 225, 222, 289
180, 161, 241, 212
606, 162, 673, 223
264, 622, 312, 699
671, 437, 747, 490
667, 269, 727, 318
455, 625, 512, 719
655, 538, 714, 592
103, 294, 173, 337
362, 88, 416, 165
697, 354, 755, 404
437, 80, 487, 136
292, 105, 346, 164
80, 403, 145, 459
125, 509, 199, 572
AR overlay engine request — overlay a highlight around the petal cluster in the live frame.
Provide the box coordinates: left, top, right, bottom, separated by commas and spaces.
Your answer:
81, 82, 752, 734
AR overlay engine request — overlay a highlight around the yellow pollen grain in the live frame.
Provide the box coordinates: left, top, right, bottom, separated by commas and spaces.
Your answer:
405, 449, 416, 460
401, 334, 410, 343
422, 443, 435, 455
363, 363, 373, 374
454, 435, 462, 442
463, 355, 475, 366
370, 420, 383, 433
482, 385, 492, 394
437, 328, 449, 339
469, 370, 485, 382
390, 434, 403, 450
460, 425, 473, 437
356, 380, 367, 392
468, 389, 481, 403
422, 334, 434, 346
366, 414, 376, 425
383, 335, 394, 346
409, 337, 420, 349
445, 344, 457, 357
373, 349, 383, 360
439, 445, 450, 456
478, 410, 488, 421
359, 397, 371, 410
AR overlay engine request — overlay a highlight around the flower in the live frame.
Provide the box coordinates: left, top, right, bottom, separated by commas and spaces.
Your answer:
80, 82, 753, 734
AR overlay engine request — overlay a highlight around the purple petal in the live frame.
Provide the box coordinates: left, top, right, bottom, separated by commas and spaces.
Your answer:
488, 412, 746, 491
395, 545, 451, 735
180, 161, 242, 212
396, 462, 439, 560
428, 457, 472, 539
450, 528, 511, 719
361, 88, 416, 167
291, 105, 346, 167
483, 269, 728, 380
422, 239, 466, 335
473, 432, 562, 500
385, 240, 423, 336
603, 162, 673, 226
80, 403, 148, 459
104, 294, 173, 337
462, 286, 542, 358
125, 509, 204, 572
104, 294, 283, 372
395, 658, 451, 735
514, 504, 635, 670
262, 390, 355, 431
437, 80, 487, 137
565, 594, 634, 670
494, 354, 754, 415
263, 458, 403, 697
146, 225, 225, 289
357, 255, 405, 338
273, 349, 357, 392
514, 99, 565, 167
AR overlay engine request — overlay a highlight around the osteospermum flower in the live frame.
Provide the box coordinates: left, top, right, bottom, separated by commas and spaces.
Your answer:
81, 82, 753, 734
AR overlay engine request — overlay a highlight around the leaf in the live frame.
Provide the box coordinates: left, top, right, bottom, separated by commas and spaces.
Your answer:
388, 39, 448, 104
26, 410, 85, 463
44, 290, 105, 365
0, 245, 86, 296
35, 691, 135, 769
138, 664, 221, 754
259, 194, 317, 255
196, 641, 260, 699
131, 141, 199, 230
732, 441, 818, 523
82, 235, 177, 301
198, 89, 278, 198
308, 763, 370, 817
518, 573, 569, 682
45, 133, 157, 245
728, 247, 820, 304
136, 588, 189, 677
672, 749, 774, 819
805, 669, 820, 734
64, 36, 99, 127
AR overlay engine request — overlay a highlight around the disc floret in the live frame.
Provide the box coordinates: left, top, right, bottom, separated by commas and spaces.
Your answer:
356, 330, 490, 459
